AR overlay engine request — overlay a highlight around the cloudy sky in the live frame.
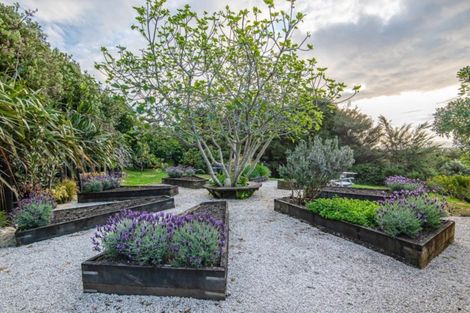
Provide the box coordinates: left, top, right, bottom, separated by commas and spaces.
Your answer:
10, 0, 470, 127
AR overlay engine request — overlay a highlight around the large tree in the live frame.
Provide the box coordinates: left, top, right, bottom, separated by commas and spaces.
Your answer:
99, 0, 358, 186
434, 66, 470, 151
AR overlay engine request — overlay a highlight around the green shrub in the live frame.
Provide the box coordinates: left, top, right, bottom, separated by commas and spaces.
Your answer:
0, 211, 8, 227
376, 206, 422, 238
351, 163, 385, 185
427, 175, 470, 201
439, 160, 470, 175
376, 191, 447, 238
237, 175, 249, 187
101, 179, 113, 190
243, 163, 271, 179
307, 198, 379, 227
181, 148, 206, 171
279, 137, 354, 201
82, 180, 103, 193
170, 220, 221, 268
13, 194, 55, 230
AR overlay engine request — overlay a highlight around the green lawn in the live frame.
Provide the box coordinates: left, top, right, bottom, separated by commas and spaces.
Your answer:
122, 169, 212, 186
352, 184, 388, 190
122, 169, 167, 186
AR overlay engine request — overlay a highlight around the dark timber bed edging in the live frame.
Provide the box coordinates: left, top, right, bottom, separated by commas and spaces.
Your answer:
15, 196, 175, 246
205, 182, 261, 199
162, 176, 208, 189
274, 197, 455, 269
81, 201, 229, 300
78, 185, 178, 203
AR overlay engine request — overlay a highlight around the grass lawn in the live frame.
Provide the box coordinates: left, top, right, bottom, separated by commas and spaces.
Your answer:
431, 193, 470, 217
352, 184, 388, 190
122, 169, 167, 186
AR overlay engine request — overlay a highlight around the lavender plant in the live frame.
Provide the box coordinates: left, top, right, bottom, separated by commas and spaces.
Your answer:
170, 213, 225, 268
376, 190, 447, 237
93, 210, 225, 268
13, 193, 56, 230
385, 176, 424, 191
166, 166, 196, 178
81, 173, 121, 192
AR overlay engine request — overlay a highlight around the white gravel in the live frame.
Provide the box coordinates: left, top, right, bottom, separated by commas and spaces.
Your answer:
1, 181, 469, 313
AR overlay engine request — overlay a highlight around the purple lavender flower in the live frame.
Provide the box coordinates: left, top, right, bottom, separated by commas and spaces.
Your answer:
92, 209, 225, 268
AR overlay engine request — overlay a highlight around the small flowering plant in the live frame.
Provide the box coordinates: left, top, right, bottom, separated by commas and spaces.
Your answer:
81, 173, 121, 193
376, 190, 447, 238
166, 166, 196, 178
12, 192, 56, 230
92, 210, 225, 268
385, 176, 424, 192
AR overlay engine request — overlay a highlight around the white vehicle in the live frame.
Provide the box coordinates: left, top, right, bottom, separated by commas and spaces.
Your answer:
329, 172, 357, 187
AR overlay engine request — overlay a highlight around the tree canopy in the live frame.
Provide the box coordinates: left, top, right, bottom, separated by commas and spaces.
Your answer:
98, 0, 359, 186
434, 66, 470, 151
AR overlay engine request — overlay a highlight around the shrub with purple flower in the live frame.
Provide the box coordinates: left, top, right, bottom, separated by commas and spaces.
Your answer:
82, 173, 121, 193
166, 166, 196, 178
376, 190, 447, 238
385, 176, 424, 191
170, 213, 224, 268
12, 193, 56, 230
93, 210, 225, 268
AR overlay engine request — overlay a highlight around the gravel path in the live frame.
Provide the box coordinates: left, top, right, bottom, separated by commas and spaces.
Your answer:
1, 181, 469, 313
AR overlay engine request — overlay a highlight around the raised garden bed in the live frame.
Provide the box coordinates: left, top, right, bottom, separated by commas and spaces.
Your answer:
15, 196, 175, 246
78, 185, 178, 203
82, 200, 229, 300
162, 176, 208, 189
205, 182, 261, 199
274, 197, 455, 268
250, 176, 269, 183
320, 186, 388, 201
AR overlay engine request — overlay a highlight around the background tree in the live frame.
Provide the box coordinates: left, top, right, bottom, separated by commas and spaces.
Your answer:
434, 66, 470, 151
98, 0, 358, 187
0, 3, 138, 210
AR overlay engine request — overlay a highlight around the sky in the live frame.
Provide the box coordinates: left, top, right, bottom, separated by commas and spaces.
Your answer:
9, 0, 470, 128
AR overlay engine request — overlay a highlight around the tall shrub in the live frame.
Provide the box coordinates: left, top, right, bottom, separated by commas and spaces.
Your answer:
279, 137, 354, 201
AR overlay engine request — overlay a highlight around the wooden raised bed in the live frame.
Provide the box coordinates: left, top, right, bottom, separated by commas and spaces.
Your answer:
274, 197, 455, 268
320, 186, 388, 201
78, 185, 178, 203
205, 182, 261, 199
162, 176, 208, 189
250, 176, 268, 183
15, 196, 175, 246
82, 200, 229, 300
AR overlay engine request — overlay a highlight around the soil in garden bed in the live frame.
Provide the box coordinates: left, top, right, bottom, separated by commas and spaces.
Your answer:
93, 186, 173, 192
51, 197, 166, 224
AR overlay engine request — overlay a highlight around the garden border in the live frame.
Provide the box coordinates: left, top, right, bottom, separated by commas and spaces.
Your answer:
78, 185, 178, 203
205, 182, 261, 199
162, 176, 208, 189
274, 197, 455, 268
81, 200, 229, 300
15, 196, 175, 246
